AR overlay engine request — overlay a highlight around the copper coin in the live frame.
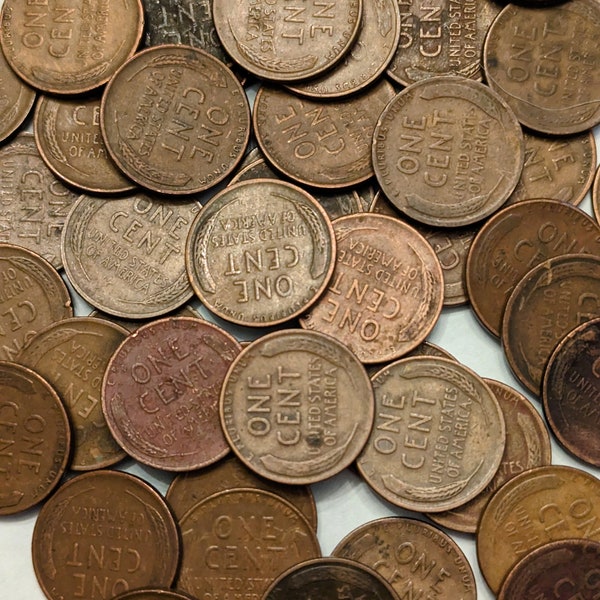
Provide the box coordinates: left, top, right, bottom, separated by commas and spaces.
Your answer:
16, 316, 129, 471
32, 470, 180, 600
101, 44, 251, 195
253, 80, 396, 189
542, 317, 600, 467
300, 213, 444, 364
176, 488, 321, 599
372, 75, 524, 227
477, 465, 600, 593
212, 0, 362, 82
0, 133, 80, 270
185, 178, 336, 327
483, 1, 600, 134
357, 356, 505, 513
0, 361, 70, 515
502, 253, 600, 395
332, 516, 476, 599
61, 193, 200, 319
220, 329, 374, 485
103, 316, 241, 471
0, 0, 144, 94
467, 199, 600, 338
0, 243, 72, 362
34, 94, 135, 194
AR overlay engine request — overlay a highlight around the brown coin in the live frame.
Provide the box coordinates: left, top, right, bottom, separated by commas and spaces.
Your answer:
372, 75, 524, 227
0, 133, 80, 269
32, 470, 180, 600
430, 378, 552, 533
220, 329, 374, 485
0, 0, 144, 95
0, 361, 70, 515
542, 317, 600, 467
16, 316, 129, 471
61, 192, 200, 319
34, 94, 135, 194
483, 1, 600, 134
476, 465, 600, 593
502, 253, 600, 395
176, 488, 321, 599
101, 44, 251, 195
185, 178, 336, 327
467, 199, 600, 338
332, 516, 476, 599
253, 80, 396, 189
0, 243, 72, 362
300, 213, 444, 364
356, 356, 505, 513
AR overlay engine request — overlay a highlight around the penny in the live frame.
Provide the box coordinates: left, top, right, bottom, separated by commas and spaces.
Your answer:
332, 516, 476, 599
16, 316, 129, 471
0, 243, 72, 362
372, 75, 524, 227
0, 0, 144, 95
502, 253, 600, 395
103, 316, 241, 471
253, 79, 396, 189
467, 198, 600, 338
34, 94, 135, 194
101, 44, 251, 195
0, 133, 80, 269
542, 317, 600, 467
185, 178, 336, 327
220, 329, 374, 485
176, 488, 321, 599
32, 470, 180, 600
483, 1, 600, 135
300, 213, 444, 364
61, 192, 200, 319
0, 361, 70, 515
476, 465, 600, 593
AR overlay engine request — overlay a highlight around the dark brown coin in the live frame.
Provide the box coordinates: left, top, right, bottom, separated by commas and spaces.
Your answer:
483, 1, 600, 134
300, 213, 444, 364
0, 361, 70, 515
253, 80, 396, 189
0, 243, 72, 362
467, 199, 600, 338
542, 317, 600, 467
0, 0, 144, 94
101, 44, 251, 195
103, 316, 241, 471
32, 470, 180, 600
16, 316, 129, 471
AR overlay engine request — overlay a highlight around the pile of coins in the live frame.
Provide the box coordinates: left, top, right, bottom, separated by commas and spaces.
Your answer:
1, 0, 600, 599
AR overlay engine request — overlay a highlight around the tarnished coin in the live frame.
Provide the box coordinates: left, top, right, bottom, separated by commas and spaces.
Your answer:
502, 253, 600, 395
61, 193, 200, 319
0, 243, 72, 362
253, 80, 396, 189
373, 76, 524, 227
220, 329, 374, 485
0, 0, 144, 95
185, 179, 336, 327
101, 44, 250, 195
32, 470, 180, 600
467, 199, 600, 338
300, 213, 444, 364
332, 517, 476, 600
103, 317, 241, 471
0, 361, 70, 516
16, 316, 129, 471
357, 356, 505, 513
483, 1, 600, 134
